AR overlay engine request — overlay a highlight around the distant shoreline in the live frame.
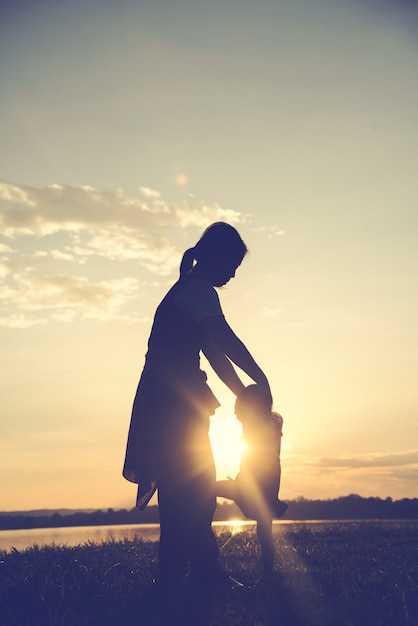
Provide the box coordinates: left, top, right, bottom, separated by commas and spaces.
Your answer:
1, 494, 418, 531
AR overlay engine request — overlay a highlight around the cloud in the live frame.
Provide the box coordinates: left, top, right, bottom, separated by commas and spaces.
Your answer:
67, 231, 181, 272
139, 187, 161, 199
282, 450, 418, 500
0, 267, 141, 327
260, 306, 283, 318
0, 243, 14, 253
0, 180, 246, 274
286, 450, 418, 469
0, 180, 250, 327
0, 181, 244, 238
251, 224, 285, 238
313, 450, 418, 469
0, 261, 12, 279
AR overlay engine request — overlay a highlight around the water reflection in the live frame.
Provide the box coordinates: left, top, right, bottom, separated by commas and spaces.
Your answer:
0, 520, 257, 553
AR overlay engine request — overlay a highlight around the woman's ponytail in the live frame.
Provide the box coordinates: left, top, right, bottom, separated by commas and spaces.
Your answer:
179, 247, 196, 277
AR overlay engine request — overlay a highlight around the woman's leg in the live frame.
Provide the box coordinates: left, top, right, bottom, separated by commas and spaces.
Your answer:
157, 477, 191, 586
158, 421, 221, 585
186, 429, 222, 583
185, 472, 221, 583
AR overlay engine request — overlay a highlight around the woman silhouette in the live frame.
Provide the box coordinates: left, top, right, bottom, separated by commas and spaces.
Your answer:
123, 222, 271, 588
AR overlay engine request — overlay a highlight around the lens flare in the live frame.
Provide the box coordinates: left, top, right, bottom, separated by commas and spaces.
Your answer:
174, 173, 188, 186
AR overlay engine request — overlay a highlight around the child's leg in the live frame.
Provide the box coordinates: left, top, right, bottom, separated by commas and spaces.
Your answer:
216, 478, 237, 501
256, 516, 274, 574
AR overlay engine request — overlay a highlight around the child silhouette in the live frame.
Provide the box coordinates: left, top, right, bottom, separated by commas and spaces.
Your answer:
216, 384, 288, 576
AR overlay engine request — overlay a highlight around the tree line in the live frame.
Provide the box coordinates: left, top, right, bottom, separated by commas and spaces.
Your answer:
1, 495, 418, 531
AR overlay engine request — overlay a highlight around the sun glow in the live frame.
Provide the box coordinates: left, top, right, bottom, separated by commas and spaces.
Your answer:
209, 413, 245, 480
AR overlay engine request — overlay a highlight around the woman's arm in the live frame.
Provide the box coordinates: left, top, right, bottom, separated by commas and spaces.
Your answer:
200, 334, 246, 396
199, 315, 271, 397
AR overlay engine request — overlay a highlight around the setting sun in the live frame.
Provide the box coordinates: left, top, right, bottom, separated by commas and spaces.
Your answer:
209, 412, 246, 480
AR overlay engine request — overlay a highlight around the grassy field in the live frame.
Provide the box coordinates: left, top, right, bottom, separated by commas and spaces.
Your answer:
1, 521, 417, 626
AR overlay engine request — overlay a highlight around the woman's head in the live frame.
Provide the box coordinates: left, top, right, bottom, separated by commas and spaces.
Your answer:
180, 222, 248, 286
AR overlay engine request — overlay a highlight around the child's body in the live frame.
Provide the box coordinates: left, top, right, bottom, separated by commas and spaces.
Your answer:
216, 385, 287, 575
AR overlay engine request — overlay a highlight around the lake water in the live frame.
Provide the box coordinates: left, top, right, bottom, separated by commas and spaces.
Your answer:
0, 519, 328, 552
1, 519, 411, 553
0, 521, 257, 552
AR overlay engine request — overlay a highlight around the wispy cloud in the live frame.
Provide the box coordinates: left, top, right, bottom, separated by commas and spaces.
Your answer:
286, 450, 418, 469
260, 306, 283, 318
282, 450, 418, 499
313, 450, 418, 468
251, 224, 285, 238
0, 181, 244, 238
0, 180, 248, 328
0, 268, 141, 326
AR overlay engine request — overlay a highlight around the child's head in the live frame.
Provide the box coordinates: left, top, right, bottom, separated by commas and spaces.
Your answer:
235, 384, 272, 427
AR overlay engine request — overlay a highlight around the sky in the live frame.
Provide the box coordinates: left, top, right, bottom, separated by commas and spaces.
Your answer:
1, 0, 417, 512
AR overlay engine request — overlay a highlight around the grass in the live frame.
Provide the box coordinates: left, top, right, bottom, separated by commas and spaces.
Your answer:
0, 522, 417, 626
